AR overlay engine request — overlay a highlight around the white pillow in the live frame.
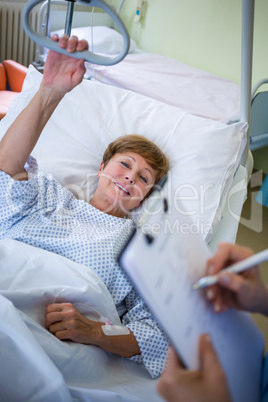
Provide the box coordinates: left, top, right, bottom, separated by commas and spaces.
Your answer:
50, 26, 137, 55
0, 66, 246, 242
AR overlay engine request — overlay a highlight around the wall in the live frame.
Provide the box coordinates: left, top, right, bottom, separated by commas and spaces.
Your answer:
119, 0, 268, 86
117, 0, 268, 173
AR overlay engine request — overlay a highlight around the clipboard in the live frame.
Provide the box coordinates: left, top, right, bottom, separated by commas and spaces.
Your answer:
118, 178, 264, 402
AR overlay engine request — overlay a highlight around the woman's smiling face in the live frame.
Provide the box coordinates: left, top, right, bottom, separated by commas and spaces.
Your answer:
92, 152, 156, 217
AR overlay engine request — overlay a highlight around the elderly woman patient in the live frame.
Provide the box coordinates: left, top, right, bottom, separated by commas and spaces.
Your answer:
0, 35, 169, 378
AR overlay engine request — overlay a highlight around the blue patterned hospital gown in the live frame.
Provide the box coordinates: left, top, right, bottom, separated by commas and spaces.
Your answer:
0, 156, 168, 378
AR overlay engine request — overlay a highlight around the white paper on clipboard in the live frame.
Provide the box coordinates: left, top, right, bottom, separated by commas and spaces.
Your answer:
118, 181, 264, 402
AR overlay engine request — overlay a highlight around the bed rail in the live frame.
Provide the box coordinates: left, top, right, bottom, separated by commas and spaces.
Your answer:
240, 0, 255, 168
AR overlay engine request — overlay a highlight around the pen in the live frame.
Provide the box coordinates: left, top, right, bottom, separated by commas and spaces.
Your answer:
193, 248, 268, 290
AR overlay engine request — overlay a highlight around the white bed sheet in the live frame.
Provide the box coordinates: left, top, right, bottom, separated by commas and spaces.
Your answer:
0, 238, 162, 402
48, 26, 241, 122
85, 51, 240, 122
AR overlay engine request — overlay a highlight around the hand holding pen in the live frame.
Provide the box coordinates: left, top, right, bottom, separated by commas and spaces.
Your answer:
196, 243, 268, 316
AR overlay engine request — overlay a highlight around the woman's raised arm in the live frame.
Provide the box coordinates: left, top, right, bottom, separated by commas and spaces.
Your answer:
0, 35, 88, 180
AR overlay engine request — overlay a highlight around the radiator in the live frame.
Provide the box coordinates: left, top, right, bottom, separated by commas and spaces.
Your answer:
0, 2, 40, 67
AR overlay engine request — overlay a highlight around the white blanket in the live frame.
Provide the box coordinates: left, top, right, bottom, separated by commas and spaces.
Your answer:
0, 239, 162, 402
85, 51, 240, 122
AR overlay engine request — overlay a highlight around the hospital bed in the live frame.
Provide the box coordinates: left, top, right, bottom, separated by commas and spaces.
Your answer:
36, 0, 268, 150
0, 0, 258, 400
33, 0, 255, 248
36, 0, 241, 123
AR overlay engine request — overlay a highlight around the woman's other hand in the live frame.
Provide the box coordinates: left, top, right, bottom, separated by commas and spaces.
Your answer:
45, 302, 141, 358
45, 302, 102, 344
